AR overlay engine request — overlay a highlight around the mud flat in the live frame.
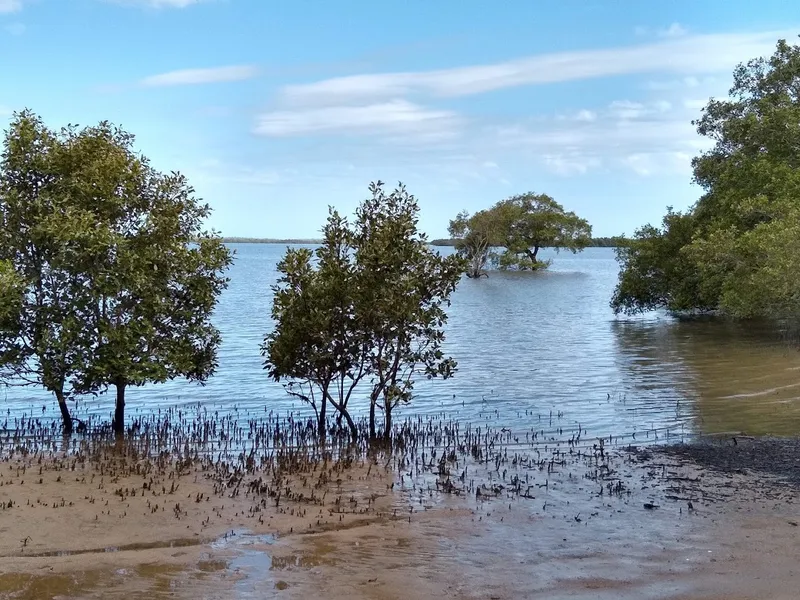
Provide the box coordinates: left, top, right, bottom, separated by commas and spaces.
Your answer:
0, 413, 799, 599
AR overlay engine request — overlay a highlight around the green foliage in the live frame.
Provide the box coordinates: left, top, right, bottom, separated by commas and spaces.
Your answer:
0, 261, 23, 382
355, 182, 465, 439
262, 210, 367, 437
448, 192, 592, 276
263, 182, 465, 441
448, 209, 498, 277
610, 209, 713, 315
612, 37, 800, 319
0, 109, 232, 432
491, 193, 592, 270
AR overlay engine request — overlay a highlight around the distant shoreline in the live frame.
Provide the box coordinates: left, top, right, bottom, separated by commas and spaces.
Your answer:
221, 237, 624, 247
220, 237, 322, 244
428, 237, 624, 247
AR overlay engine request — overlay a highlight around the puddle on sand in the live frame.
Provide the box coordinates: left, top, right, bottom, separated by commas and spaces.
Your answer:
18, 537, 210, 559
0, 531, 277, 600
0, 571, 104, 600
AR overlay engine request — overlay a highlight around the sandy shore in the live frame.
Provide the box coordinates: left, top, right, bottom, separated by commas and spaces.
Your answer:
1, 435, 799, 599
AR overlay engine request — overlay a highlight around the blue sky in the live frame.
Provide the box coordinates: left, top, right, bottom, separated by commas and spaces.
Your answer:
0, 0, 797, 238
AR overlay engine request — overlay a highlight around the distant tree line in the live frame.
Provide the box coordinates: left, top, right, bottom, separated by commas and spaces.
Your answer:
220, 237, 322, 244
430, 235, 623, 248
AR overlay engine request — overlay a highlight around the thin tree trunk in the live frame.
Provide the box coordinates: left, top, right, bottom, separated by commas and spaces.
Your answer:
340, 408, 358, 440
54, 389, 73, 435
113, 380, 126, 436
383, 398, 393, 443
369, 395, 376, 441
318, 395, 327, 439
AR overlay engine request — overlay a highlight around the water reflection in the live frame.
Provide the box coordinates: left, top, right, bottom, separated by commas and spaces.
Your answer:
612, 317, 800, 436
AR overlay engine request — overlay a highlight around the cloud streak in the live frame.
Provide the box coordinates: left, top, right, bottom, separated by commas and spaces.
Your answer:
279, 30, 789, 106
255, 99, 460, 139
105, 0, 212, 8
141, 65, 259, 86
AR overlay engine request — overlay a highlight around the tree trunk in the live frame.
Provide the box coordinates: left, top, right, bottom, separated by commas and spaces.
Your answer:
113, 380, 126, 436
383, 399, 393, 443
54, 389, 73, 435
369, 395, 376, 441
318, 395, 327, 439
340, 408, 358, 440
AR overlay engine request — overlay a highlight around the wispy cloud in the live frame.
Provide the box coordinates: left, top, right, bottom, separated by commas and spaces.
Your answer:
0, 0, 22, 14
487, 97, 710, 177
248, 27, 792, 179
141, 65, 259, 87
279, 30, 787, 106
658, 23, 688, 38
105, 0, 212, 8
254, 99, 460, 140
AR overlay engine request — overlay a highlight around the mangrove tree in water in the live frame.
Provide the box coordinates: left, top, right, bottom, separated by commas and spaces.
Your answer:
0, 110, 232, 434
612, 38, 800, 319
449, 192, 592, 277
263, 181, 464, 442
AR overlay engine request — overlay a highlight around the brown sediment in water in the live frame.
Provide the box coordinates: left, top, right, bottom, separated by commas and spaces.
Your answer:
1, 416, 799, 599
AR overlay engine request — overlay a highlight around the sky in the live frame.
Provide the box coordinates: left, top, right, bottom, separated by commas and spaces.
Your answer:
0, 1, 797, 239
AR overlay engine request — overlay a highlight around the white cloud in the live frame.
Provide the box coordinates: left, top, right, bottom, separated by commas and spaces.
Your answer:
683, 98, 708, 110
609, 100, 646, 120
247, 26, 792, 180
141, 65, 259, 86
254, 99, 460, 139
105, 0, 211, 8
658, 23, 688, 38
544, 154, 601, 175
0, 105, 12, 118
484, 96, 712, 177
0, 0, 21, 14
279, 30, 788, 105
622, 153, 656, 176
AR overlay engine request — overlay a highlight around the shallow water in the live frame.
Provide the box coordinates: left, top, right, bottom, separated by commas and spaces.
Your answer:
2, 244, 800, 438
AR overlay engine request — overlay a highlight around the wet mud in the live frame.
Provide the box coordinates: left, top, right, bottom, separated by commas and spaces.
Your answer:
1, 407, 799, 599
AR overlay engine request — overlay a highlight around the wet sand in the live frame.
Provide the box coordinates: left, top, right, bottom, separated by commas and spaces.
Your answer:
1, 435, 799, 599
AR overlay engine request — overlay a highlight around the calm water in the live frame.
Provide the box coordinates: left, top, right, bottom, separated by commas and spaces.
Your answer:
4, 244, 800, 437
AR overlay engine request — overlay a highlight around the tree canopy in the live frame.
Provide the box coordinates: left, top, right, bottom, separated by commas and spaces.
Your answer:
263, 182, 464, 442
0, 110, 232, 433
612, 38, 800, 319
448, 192, 592, 277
